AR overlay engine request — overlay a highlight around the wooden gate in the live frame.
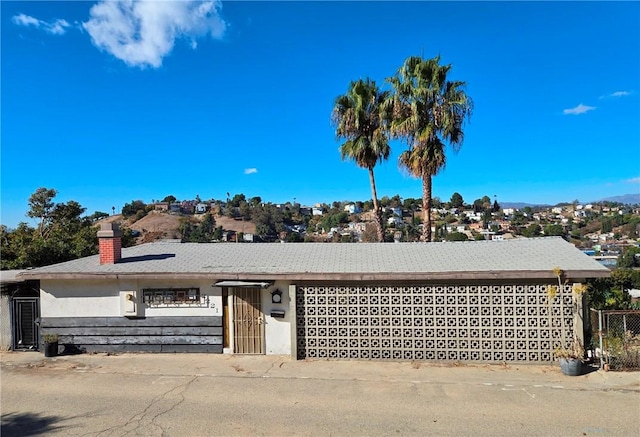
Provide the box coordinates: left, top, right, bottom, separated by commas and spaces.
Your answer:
233, 288, 264, 354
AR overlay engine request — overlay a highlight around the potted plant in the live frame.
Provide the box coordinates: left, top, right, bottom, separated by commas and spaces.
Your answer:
42, 333, 59, 357
555, 336, 585, 376
548, 268, 587, 376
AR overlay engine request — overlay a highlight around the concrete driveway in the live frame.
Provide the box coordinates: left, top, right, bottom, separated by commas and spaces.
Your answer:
1, 352, 639, 436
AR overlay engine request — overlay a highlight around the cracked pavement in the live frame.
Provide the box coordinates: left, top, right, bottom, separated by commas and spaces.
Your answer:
1, 352, 639, 436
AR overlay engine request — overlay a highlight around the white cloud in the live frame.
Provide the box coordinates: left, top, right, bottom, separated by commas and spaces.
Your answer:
12, 13, 71, 35
563, 103, 596, 115
601, 90, 632, 99
82, 0, 227, 68
625, 177, 640, 184
610, 91, 631, 97
244, 168, 258, 175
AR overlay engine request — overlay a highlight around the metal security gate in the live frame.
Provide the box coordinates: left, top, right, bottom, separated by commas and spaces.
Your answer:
12, 298, 39, 350
233, 288, 264, 354
296, 284, 575, 363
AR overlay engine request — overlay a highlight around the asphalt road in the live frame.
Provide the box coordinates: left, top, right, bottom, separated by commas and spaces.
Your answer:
1, 353, 639, 436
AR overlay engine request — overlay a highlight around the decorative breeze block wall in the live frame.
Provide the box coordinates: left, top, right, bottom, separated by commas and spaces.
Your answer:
296, 284, 576, 363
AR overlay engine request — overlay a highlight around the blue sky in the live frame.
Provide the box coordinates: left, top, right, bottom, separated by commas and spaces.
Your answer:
2, 1, 639, 228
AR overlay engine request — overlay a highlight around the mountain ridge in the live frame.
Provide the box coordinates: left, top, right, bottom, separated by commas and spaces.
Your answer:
500, 193, 640, 209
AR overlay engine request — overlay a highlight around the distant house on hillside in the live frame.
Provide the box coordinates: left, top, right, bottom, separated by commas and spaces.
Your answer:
155, 202, 169, 212
344, 204, 362, 214
463, 210, 482, 222
387, 216, 404, 227
574, 210, 587, 218
222, 230, 236, 242
169, 203, 181, 214
195, 203, 208, 214
348, 222, 367, 233
385, 207, 402, 217
299, 206, 312, 216
181, 201, 196, 214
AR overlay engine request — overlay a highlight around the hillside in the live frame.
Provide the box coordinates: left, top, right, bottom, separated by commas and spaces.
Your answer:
100, 211, 256, 244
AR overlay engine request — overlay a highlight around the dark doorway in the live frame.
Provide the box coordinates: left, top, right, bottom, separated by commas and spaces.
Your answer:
10, 282, 40, 351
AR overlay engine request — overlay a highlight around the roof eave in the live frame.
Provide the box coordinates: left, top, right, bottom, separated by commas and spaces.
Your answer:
19, 269, 611, 282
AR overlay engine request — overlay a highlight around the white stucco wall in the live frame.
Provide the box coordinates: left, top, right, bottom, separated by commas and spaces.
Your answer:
40, 279, 221, 319
262, 281, 292, 355
41, 280, 120, 317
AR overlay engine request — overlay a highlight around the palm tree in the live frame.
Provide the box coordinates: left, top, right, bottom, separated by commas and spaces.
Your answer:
331, 78, 390, 242
386, 55, 473, 241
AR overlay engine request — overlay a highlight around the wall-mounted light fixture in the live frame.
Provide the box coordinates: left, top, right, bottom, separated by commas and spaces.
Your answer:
271, 289, 283, 304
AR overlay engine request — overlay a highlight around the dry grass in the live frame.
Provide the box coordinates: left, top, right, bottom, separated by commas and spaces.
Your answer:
99, 210, 257, 244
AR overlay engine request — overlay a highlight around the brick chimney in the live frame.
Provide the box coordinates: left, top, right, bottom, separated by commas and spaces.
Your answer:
97, 223, 122, 265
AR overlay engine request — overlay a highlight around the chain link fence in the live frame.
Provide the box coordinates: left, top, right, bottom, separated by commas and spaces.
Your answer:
590, 309, 640, 371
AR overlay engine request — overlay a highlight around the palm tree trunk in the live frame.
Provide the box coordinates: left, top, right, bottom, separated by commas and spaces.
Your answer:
369, 167, 384, 242
422, 175, 432, 242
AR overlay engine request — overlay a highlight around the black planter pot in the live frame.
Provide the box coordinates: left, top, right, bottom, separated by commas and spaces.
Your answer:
43, 341, 58, 357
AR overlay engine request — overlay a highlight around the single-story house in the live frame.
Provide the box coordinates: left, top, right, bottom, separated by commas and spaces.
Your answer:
17, 223, 610, 362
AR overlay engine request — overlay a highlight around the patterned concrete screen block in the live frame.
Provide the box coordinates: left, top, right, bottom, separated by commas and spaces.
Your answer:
296, 284, 576, 363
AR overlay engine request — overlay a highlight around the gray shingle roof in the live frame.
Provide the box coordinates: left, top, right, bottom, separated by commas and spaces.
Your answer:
0, 270, 28, 284
19, 237, 609, 281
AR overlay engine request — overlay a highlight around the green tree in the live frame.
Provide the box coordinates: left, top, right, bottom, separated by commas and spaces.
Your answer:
511, 210, 527, 226
472, 198, 483, 213
2, 189, 99, 268
617, 246, 640, 268
179, 218, 196, 242
229, 194, 246, 208
191, 213, 218, 243
89, 211, 110, 221
162, 195, 177, 203
239, 201, 252, 221
27, 187, 57, 237
481, 209, 493, 229
122, 200, 147, 219
286, 232, 304, 243
332, 78, 390, 242
445, 232, 468, 241
386, 55, 473, 241
544, 224, 565, 237
522, 223, 541, 238
119, 227, 138, 248
249, 196, 262, 207
320, 211, 349, 233
450, 192, 464, 209
253, 204, 286, 239
587, 269, 640, 310
481, 195, 491, 210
